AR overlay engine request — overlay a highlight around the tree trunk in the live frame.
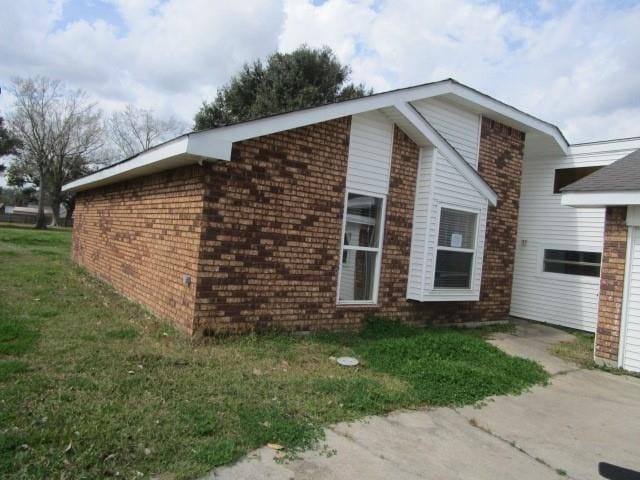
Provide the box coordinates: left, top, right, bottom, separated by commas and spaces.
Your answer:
65, 196, 76, 225
35, 173, 47, 230
50, 196, 61, 228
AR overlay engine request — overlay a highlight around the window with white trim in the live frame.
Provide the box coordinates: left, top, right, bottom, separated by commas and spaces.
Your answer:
338, 192, 384, 303
543, 249, 601, 277
434, 207, 477, 289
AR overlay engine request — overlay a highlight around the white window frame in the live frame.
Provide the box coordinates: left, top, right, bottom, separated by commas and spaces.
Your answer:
336, 189, 387, 305
431, 203, 480, 291
537, 244, 602, 284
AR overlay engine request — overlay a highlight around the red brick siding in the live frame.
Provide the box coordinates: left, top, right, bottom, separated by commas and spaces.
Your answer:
194, 117, 526, 333
194, 118, 351, 333
595, 206, 628, 362
71, 115, 525, 335
72, 166, 206, 333
473, 118, 526, 319
375, 118, 526, 326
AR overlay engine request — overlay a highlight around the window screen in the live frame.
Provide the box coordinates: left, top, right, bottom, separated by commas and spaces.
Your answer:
434, 208, 478, 289
437, 208, 477, 249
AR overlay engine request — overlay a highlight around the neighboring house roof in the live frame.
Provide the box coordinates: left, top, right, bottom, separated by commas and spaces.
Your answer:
562, 149, 640, 192
62, 78, 572, 204
561, 149, 640, 208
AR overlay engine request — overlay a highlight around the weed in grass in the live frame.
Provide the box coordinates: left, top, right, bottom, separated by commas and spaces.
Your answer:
194, 438, 238, 468
0, 320, 39, 356
105, 328, 140, 340
0, 360, 29, 381
550, 330, 596, 369
315, 317, 549, 407
550, 329, 640, 378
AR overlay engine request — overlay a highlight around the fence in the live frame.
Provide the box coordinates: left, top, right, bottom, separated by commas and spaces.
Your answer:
0, 213, 73, 227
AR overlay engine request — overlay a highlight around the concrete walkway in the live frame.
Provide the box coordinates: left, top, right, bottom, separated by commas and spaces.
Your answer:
207, 320, 640, 480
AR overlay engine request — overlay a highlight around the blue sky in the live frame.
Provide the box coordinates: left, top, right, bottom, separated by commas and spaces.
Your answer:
55, 1, 125, 32
1, 0, 639, 144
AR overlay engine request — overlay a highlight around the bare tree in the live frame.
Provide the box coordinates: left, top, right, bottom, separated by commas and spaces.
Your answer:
107, 104, 187, 158
8, 76, 103, 228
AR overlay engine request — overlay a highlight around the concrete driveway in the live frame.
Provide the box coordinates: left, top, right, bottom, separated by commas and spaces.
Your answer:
208, 321, 640, 480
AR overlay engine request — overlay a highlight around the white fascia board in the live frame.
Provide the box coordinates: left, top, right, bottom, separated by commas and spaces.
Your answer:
448, 83, 570, 155
196, 79, 568, 155
393, 101, 498, 207
561, 191, 640, 208
62, 135, 231, 192
64, 78, 568, 193
195, 81, 453, 144
569, 136, 640, 155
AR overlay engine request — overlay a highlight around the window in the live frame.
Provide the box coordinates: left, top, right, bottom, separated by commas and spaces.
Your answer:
434, 208, 477, 288
338, 193, 384, 303
543, 249, 602, 277
553, 166, 602, 194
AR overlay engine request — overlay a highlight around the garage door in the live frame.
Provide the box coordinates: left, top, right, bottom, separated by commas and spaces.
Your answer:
622, 227, 640, 372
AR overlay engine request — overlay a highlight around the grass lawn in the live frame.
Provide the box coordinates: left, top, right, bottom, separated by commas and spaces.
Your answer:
550, 328, 640, 378
0, 224, 548, 479
549, 330, 597, 369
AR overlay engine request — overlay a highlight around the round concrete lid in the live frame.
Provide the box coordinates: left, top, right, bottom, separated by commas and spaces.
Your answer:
336, 356, 359, 367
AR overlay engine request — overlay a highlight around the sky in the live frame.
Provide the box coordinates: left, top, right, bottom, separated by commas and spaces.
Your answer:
0, 0, 639, 145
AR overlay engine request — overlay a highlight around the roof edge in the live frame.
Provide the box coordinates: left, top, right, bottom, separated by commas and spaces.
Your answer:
64, 78, 570, 192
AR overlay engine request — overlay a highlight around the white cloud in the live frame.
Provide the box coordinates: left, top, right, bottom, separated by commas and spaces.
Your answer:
279, 0, 640, 142
0, 0, 283, 124
0, 0, 639, 143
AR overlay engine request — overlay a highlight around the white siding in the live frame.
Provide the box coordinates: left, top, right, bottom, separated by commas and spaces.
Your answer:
407, 148, 435, 299
622, 227, 640, 372
510, 139, 640, 331
346, 111, 394, 195
412, 98, 481, 168
407, 147, 488, 301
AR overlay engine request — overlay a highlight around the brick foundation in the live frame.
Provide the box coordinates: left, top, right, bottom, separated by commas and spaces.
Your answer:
595, 207, 628, 362
72, 115, 526, 335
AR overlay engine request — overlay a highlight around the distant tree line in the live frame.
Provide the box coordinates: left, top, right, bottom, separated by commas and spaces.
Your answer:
1, 45, 369, 229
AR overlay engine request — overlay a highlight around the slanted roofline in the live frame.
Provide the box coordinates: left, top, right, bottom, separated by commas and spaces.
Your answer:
63, 78, 570, 193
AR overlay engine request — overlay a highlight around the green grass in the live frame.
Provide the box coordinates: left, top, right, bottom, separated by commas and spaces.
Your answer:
550, 330, 597, 368
550, 329, 640, 378
0, 225, 549, 479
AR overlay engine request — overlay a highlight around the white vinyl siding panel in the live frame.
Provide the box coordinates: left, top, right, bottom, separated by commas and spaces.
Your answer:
511, 142, 640, 332
622, 228, 640, 372
407, 147, 488, 301
412, 98, 481, 168
346, 111, 394, 195
407, 147, 435, 299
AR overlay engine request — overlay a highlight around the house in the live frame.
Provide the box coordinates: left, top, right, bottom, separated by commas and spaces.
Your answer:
62, 78, 639, 363
11, 205, 67, 218
561, 150, 640, 372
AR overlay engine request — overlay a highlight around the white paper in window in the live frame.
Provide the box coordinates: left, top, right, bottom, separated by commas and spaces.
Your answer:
450, 233, 463, 248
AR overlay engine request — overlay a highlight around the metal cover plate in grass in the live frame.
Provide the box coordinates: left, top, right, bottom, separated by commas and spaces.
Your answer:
337, 356, 359, 367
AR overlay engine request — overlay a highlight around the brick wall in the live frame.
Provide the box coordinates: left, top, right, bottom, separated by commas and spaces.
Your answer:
194, 117, 526, 334
194, 118, 351, 333
472, 118, 526, 320
72, 166, 206, 333
376, 118, 526, 326
595, 206, 628, 362
71, 115, 526, 335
